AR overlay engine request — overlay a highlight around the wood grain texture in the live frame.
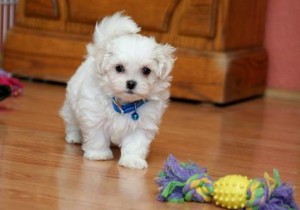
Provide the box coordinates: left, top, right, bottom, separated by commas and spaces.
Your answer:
179, 0, 217, 38
223, 0, 268, 50
0, 81, 299, 210
3, 0, 268, 104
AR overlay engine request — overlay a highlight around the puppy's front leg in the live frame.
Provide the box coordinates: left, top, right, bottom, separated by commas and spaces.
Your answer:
81, 127, 113, 161
119, 129, 153, 169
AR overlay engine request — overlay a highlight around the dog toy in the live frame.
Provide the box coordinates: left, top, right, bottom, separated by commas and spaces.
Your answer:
156, 155, 298, 210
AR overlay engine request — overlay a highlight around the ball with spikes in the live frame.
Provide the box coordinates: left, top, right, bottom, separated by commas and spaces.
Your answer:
213, 175, 250, 209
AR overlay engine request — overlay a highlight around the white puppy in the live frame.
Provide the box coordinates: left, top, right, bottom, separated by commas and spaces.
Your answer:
59, 12, 175, 169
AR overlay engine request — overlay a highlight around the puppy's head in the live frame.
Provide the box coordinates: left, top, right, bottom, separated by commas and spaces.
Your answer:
97, 34, 175, 102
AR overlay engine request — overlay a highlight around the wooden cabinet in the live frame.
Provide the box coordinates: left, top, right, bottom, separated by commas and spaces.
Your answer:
3, 0, 268, 104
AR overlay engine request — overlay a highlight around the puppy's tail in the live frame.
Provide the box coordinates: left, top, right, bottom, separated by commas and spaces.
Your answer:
93, 12, 140, 46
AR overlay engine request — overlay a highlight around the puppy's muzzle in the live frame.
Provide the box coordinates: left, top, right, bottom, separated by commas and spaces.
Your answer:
126, 80, 137, 90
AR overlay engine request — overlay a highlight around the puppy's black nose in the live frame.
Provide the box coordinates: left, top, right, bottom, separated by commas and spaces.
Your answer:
126, 80, 137, 90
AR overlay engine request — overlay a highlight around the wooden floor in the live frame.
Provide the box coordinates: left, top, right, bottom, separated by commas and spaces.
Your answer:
1, 81, 299, 210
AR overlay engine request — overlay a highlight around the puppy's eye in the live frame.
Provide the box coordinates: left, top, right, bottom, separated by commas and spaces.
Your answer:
142, 67, 151, 76
115, 65, 125, 73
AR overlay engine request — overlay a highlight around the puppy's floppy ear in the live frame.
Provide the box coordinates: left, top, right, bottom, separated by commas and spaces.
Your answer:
97, 50, 112, 75
155, 44, 176, 80
87, 43, 112, 75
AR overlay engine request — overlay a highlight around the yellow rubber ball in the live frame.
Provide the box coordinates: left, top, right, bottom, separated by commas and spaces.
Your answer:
213, 175, 250, 209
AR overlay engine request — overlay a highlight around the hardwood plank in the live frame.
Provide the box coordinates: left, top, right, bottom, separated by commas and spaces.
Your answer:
0, 81, 299, 209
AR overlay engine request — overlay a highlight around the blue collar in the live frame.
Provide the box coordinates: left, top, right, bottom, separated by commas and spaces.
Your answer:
112, 97, 148, 120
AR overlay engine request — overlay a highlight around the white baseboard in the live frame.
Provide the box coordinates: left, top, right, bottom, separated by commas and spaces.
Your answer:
266, 88, 300, 101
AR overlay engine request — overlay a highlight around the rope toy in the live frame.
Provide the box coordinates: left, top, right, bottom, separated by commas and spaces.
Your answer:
156, 155, 299, 210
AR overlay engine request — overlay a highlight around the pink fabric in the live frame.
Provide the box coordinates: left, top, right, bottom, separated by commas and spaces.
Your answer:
265, 0, 300, 91
0, 68, 23, 96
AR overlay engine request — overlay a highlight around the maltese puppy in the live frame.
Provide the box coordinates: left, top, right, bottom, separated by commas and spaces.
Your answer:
60, 12, 175, 169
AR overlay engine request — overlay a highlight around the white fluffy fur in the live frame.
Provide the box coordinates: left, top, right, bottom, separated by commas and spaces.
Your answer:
60, 12, 175, 169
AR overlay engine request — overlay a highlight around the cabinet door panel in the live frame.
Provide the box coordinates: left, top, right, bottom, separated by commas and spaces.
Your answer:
25, 0, 59, 19
67, 0, 179, 32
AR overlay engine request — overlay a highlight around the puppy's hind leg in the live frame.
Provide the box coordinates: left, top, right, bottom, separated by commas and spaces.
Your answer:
60, 100, 82, 144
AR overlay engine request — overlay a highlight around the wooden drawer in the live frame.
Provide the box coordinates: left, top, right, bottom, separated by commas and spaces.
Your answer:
67, 0, 179, 32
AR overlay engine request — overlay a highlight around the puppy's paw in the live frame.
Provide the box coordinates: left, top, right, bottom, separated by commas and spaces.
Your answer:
66, 131, 81, 144
118, 155, 148, 169
84, 150, 114, 160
